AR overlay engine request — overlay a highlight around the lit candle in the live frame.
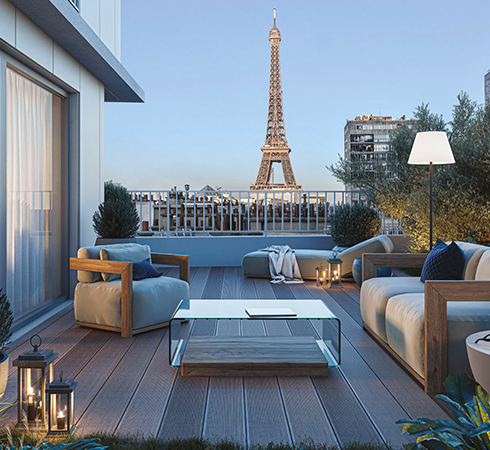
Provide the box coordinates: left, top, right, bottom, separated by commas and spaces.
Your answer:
36, 399, 42, 420
27, 387, 36, 421
57, 410, 66, 430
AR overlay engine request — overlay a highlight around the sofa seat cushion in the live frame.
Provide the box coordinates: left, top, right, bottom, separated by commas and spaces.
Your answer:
74, 276, 189, 330
100, 244, 152, 281
385, 293, 490, 378
360, 277, 424, 342
242, 250, 334, 279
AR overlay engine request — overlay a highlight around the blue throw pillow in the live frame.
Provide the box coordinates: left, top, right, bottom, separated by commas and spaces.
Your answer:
133, 259, 162, 281
420, 239, 465, 282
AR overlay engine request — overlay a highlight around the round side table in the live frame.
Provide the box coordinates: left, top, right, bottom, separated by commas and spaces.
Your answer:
466, 330, 490, 393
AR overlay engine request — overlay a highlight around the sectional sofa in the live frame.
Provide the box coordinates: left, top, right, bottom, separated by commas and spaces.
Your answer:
242, 235, 395, 279
360, 241, 490, 393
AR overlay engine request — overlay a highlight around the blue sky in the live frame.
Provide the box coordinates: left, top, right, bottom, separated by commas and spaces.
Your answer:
105, 0, 489, 191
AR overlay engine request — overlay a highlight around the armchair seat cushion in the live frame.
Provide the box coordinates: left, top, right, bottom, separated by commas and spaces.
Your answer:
385, 293, 490, 378
360, 277, 424, 342
75, 276, 189, 330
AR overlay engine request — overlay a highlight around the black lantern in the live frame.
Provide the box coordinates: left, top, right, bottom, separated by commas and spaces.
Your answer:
315, 264, 328, 287
46, 370, 77, 435
13, 335, 57, 430
327, 257, 343, 288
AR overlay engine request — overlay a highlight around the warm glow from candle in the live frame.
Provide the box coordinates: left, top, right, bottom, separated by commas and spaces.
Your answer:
58, 410, 65, 418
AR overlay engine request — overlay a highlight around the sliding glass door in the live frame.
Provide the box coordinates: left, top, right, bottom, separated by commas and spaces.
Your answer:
6, 69, 66, 317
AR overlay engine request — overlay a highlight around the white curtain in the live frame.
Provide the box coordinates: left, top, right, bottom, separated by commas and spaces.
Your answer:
6, 69, 62, 316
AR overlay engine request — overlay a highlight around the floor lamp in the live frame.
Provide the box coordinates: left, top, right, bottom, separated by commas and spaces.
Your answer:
408, 131, 455, 250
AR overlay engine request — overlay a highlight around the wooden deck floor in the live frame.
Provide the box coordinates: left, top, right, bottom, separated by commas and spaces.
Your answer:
1, 267, 449, 447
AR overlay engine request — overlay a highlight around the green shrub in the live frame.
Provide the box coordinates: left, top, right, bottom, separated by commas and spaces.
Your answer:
92, 181, 140, 239
398, 373, 490, 450
0, 289, 13, 353
331, 205, 381, 247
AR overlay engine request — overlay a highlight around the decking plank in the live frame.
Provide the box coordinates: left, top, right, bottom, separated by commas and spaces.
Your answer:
245, 377, 291, 446
190, 267, 211, 299
76, 329, 165, 433
222, 267, 240, 299
202, 267, 224, 299
279, 377, 338, 446
74, 335, 135, 423
116, 330, 179, 437
239, 273, 257, 299
312, 371, 382, 446
253, 277, 275, 299
327, 286, 363, 325
158, 376, 210, 440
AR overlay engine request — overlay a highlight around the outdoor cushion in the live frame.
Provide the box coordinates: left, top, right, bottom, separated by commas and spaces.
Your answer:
74, 275, 188, 330
453, 241, 489, 280
385, 293, 490, 378
475, 250, 490, 281
132, 259, 162, 281
77, 246, 104, 283
360, 276, 425, 342
420, 240, 465, 282
100, 244, 151, 281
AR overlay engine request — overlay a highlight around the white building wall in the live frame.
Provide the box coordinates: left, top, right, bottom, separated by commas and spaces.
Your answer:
79, 0, 121, 60
0, 0, 108, 248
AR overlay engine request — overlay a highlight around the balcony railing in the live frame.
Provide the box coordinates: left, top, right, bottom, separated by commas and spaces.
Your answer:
128, 190, 403, 237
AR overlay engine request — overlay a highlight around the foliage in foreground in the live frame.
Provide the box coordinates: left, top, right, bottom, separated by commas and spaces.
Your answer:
92, 181, 140, 239
330, 204, 381, 247
328, 94, 490, 252
398, 373, 490, 450
0, 288, 14, 353
0, 431, 396, 450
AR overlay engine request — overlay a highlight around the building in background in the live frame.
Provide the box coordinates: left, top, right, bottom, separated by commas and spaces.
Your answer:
0, 0, 143, 320
485, 70, 490, 106
343, 114, 412, 190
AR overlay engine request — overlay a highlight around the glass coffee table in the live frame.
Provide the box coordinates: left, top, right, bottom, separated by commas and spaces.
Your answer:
169, 299, 340, 377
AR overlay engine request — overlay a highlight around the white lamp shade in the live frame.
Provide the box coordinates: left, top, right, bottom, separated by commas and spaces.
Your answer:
408, 131, 455, 165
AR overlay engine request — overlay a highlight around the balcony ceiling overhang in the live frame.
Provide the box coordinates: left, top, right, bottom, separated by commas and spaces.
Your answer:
8, 0, 144, 102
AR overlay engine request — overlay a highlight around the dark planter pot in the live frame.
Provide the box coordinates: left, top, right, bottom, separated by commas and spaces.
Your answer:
0, 351, 8, 400
352, 257, 391, 287
95, 238, 137, 246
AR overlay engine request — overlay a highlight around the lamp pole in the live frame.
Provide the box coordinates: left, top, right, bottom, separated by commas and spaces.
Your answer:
429, 161, 433, 250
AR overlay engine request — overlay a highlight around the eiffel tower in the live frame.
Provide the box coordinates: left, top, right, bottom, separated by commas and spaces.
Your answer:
250, 9, 301, 190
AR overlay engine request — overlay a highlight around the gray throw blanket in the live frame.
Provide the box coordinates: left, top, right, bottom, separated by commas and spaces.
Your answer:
260, 245, 303, 284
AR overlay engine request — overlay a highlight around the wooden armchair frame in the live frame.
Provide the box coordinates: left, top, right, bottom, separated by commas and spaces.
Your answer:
362, 252, 490, 394
70, 253, 190, 338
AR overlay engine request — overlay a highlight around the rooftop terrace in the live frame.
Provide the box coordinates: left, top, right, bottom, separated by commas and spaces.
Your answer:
1, 266, 448, 447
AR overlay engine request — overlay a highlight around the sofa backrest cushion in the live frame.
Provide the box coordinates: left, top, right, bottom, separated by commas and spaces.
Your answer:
77, 246, 104, 283
100, 244, 151, 281
451, 241, 489, 280
339, 235, 394, 273
475, 250, 490, 281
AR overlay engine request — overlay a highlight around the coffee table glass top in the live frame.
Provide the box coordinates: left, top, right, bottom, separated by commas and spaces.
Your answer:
173, 299, 337, 320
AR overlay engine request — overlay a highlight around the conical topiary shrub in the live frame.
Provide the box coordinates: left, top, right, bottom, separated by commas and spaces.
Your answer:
92, 181, 140, 238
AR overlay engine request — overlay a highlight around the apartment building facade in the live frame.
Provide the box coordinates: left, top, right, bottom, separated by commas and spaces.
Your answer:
343, 114, 412, 189
0, 0, 144, 319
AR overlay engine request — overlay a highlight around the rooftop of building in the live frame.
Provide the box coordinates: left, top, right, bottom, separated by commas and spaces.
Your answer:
353, 114, 407, 122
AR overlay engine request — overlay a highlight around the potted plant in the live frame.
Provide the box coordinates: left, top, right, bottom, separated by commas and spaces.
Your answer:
93, 180, 141, 244
0, 288, 14, 400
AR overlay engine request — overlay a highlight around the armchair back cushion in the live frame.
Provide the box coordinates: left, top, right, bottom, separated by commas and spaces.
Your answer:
100, 244, 151, 281
77, 243, 151, 283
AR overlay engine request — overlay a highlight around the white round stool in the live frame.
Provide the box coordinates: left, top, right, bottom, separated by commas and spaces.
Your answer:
466, 330, 490, 393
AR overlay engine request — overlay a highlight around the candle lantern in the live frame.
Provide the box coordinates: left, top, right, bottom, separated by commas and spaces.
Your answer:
315, 264, 328, 287
46, 370, 77, 435
327, 257, 343, 288
13, 335, 57, 430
